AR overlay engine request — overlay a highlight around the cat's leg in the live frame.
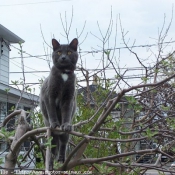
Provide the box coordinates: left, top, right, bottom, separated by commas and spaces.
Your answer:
60, 100, 74, 131
41, 101, 60, 170
40, 101, 50, 126
58, 133, 69, 163
51, 133, 60, 156
45, 99, 60, 128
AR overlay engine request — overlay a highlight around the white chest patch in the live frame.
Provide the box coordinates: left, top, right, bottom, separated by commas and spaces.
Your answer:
61, 73, 68, 82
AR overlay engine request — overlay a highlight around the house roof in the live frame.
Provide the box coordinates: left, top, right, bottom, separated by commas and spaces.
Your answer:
0, 82, 39, 106
0, 24, 24, 43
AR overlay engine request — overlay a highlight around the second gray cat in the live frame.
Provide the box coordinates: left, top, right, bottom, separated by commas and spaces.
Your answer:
40, 38, 78, 170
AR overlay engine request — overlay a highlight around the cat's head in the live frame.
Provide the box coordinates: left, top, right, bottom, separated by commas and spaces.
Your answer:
52, 38, 78, 72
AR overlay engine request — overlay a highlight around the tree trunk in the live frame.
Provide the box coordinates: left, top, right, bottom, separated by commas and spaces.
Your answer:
4, 110, 30, 175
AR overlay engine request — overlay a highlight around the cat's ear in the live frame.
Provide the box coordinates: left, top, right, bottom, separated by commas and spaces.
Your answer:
69, 38, 78, 51
52, 39, 60, 51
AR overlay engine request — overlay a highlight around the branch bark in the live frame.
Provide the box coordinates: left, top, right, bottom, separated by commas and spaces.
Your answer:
45, 128, 51, 173
62, 73, 175, 170
4, 110, 30, 175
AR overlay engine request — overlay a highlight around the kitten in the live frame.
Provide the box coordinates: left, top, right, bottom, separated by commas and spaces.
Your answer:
40, 38, 78, 170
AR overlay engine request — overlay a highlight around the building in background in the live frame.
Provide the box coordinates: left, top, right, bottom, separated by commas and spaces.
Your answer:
0, 24, 39, 153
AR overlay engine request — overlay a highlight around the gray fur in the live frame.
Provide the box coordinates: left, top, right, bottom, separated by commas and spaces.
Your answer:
40, 38, 78, 169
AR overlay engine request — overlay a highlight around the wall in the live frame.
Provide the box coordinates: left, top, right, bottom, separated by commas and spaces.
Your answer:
0, 39, 9, 85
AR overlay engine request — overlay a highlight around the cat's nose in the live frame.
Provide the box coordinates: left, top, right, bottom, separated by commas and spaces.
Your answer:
62, 57, 66, 60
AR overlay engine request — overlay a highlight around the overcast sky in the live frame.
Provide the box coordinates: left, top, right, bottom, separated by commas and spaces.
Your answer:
1, 0, 175, 94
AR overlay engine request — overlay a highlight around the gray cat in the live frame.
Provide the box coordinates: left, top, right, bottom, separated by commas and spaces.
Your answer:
40, 38, 78, 170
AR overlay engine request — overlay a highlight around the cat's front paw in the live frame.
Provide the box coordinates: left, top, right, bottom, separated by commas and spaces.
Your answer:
61, 123, 73, 132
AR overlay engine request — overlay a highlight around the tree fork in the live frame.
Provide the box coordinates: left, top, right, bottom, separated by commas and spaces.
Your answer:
4, 110, 30, 175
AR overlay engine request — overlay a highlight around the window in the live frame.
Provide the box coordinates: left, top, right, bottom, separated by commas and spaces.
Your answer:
0, 101, 7, 151
0, 101, 7, 123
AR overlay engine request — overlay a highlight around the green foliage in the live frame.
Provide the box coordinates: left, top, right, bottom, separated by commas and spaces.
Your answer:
11, 78, 36, 94
31, 111, 44, 129
9, 105, 15, 113
4, 88, 10, 93
141, 76, 149, 83
25, 85, 32, 93
34, 145, 45, 169
17, 154, 27, 164
71, 81, 122, 165
0, 127, 15, 141
115, 74, 121, 80
44, 136, 56, 149
159, 54, 175, 80
125, 96, 137, 106
161, 60, 169, 66
166, 118, 175, 130
95, 163, 115, 174
11, 80, 19, 85
104, 50, 111, 56
154, 68, 159, 73
129, 167, 142, 175
0, 158, 4, 165
125, 96, 142, 113
145, 128, 158, 139
161, 105, 170, 111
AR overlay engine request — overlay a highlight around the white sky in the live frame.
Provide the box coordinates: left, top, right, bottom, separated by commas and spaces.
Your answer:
0, 0, 175, 95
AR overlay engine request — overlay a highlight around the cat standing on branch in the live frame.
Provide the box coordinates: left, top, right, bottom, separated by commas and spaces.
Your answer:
40, 38, 78, 170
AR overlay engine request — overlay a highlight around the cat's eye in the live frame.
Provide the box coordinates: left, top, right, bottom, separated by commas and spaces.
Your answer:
58, 51, 61, 55
67, 51, 72, 55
